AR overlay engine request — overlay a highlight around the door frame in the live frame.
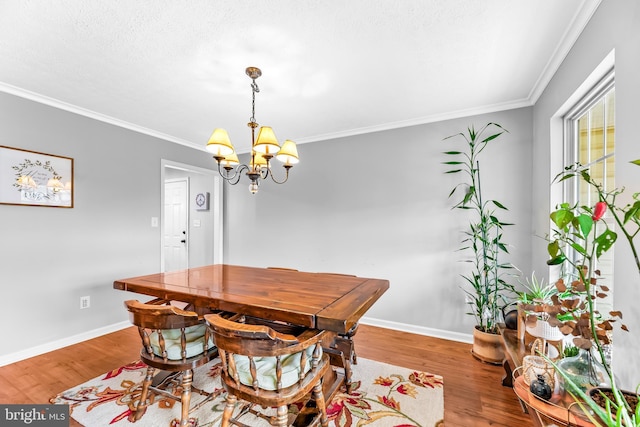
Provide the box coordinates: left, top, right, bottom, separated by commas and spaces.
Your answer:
160, 159, 223, 271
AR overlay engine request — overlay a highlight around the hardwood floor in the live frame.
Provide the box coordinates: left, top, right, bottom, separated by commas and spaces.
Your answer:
0, 324, 532, 427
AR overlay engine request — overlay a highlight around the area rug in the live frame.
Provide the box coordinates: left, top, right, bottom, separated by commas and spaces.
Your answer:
51, 358, 444, 427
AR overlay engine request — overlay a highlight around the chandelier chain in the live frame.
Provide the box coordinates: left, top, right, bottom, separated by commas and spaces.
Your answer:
249, 79, 259, 126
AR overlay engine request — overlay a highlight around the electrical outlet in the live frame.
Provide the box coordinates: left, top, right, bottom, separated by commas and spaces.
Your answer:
80, 296, 90, 309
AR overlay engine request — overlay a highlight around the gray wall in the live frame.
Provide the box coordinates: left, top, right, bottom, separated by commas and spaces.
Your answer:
225, 107, 534, 335
531, 0, 640, 388
0, 92, 215, 356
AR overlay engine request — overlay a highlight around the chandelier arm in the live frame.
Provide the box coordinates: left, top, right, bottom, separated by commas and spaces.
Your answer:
219, 163, 249, 185
268, 166, 291, 185
216, 162, 239, 181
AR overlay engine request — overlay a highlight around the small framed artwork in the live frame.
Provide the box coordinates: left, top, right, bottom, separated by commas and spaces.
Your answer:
195, 192, 209, 211
0, 146, 74, 208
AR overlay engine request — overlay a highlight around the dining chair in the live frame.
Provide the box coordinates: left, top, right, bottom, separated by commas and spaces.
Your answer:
204, 313, 330, 427
124, 299, 220, 427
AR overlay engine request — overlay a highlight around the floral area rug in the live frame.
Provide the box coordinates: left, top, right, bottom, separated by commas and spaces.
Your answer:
51, 357, 444, 427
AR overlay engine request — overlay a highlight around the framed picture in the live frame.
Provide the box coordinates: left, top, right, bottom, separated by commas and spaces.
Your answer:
0, 146, 74, 208
195, 192, 209, 211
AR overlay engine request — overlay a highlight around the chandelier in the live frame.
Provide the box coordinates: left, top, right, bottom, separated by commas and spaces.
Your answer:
205, 67, 299, 194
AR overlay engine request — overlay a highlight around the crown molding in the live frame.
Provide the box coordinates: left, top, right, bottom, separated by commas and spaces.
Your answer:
527, 0, 603, 104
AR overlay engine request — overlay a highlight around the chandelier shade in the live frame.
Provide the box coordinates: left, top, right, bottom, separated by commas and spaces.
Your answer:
220, 152, 240, 167
253, 126, 281, 156
276, 140, 300, 165
250, 152, 268, 168
206, 67, 299, 194
205, 128, 235, 157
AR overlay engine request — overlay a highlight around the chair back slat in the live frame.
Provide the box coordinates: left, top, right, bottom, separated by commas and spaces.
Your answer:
205, 313, 326, 393
125, 300, 214, 364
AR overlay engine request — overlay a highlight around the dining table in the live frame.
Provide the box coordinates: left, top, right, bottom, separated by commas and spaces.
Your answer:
113, 264, 390, 408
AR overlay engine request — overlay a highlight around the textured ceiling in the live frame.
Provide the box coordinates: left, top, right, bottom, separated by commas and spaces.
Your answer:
0, 0, 601, 152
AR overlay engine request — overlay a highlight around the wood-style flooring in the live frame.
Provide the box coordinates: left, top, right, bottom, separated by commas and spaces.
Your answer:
0, 324, 532, 426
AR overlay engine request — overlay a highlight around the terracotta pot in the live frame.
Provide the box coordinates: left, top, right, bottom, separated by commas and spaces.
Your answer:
589, 387, 638, 414
471, 326, 504, 364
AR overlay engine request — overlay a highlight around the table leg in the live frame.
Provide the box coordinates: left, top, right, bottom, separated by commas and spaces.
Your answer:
502, 358, 513, 387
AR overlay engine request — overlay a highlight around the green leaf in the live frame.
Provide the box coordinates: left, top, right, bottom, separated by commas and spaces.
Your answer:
481, 132, 503, 143
491, 200, 508, 210
623, 201, 640, 224
442, 161, 464, 165
595, 229, 617, 258
547, 254, 566, 265
576, 214, 593, 239
630, 159, 640, 166
550, 209, 574, 229
570, 242, 588, 257
548, 240, 559, 257
557, 173, 576, 183
443, 151, 463, 155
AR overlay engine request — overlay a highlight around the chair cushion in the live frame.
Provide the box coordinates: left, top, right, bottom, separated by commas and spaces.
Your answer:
232, 345, 320, 391
149, 324, 214, 360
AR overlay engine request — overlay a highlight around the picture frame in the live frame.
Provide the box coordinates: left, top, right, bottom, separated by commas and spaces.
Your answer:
0, 146, 74, 208
195, 191, 210, 211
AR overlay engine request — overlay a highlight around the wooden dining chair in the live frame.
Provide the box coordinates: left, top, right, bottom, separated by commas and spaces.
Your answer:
124, 300, 220, 427
204, 313, 330, 427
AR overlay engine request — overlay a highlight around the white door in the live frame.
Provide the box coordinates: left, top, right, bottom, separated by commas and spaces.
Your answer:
164, 179, 188, 271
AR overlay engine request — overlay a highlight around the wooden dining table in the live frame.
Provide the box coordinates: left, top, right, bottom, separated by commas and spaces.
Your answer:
113, 264, 389, 334
113, 264, 390, 409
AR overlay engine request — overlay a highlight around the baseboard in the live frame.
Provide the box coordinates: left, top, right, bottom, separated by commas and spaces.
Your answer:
0, 321, 131, 367
361, 316, 474, 344
0, 317, 473, 367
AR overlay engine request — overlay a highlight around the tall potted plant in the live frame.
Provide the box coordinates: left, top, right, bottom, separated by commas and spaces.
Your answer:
443, 122, 515, 363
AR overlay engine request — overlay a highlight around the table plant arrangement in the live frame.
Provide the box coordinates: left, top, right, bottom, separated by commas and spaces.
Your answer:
518, 272, 564, 343
545, 161, 640, 425
443, 122, 515, 363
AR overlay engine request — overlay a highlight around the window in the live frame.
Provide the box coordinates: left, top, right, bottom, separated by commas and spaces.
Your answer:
563, 70, 615, 312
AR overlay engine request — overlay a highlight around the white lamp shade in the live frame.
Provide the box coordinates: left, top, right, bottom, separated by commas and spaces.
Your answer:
276, 140, 299, 165
221, 152, 239, 167
250, 152, 268, 168
206, 128, 235, 156
253, 126, 281, 155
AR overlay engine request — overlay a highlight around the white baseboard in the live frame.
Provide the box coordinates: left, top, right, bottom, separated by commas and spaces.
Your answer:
0, 321, 131, 367
361, 316, 474, 344
0, 317, 473, 367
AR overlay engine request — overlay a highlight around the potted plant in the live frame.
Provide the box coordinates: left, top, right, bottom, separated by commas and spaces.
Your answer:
518, 273, 564, 343
443, 122, 515, 363
545, 162, 640, 425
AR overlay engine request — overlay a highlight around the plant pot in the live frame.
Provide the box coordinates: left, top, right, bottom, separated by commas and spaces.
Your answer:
471, 326, 504, 365
589, 387, 638, 417
526, 319, 564, 341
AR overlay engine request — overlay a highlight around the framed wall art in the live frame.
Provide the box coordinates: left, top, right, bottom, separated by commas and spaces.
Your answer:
195, 192, 209, 211
0, 146, 74, 208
